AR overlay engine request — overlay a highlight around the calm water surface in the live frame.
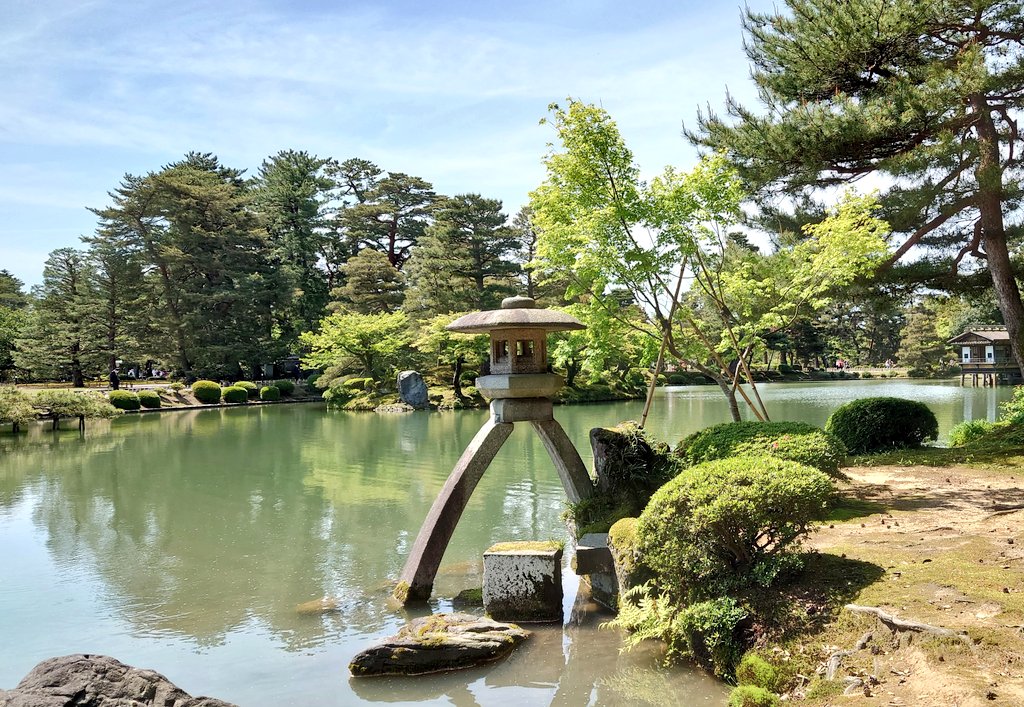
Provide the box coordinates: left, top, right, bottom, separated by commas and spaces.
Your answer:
0, 380, 1010, 705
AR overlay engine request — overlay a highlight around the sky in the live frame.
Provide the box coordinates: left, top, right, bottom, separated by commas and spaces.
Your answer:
0, 0, 775, 288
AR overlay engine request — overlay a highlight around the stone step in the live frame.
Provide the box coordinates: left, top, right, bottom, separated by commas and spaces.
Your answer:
572, 532, 614, 575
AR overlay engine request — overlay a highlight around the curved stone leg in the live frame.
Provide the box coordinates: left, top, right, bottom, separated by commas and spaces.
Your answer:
396, 418, 514, 604
530, 419, 595, 503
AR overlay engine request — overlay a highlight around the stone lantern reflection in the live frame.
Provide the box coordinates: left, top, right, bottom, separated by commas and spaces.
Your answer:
395, 296, 595, 604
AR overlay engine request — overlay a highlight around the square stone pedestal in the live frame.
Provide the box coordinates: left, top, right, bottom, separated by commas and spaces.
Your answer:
483, 541, 563, 623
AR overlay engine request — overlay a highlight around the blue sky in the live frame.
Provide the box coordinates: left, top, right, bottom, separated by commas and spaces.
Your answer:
1, 0, 772, 287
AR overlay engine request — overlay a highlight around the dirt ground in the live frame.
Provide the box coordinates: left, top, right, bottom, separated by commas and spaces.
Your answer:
802, 464, 1024, 706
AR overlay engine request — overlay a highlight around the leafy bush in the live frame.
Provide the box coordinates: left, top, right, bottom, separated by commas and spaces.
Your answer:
637, 457, 833, 595
1000, 385, 1024, 423
137, 390, 161, 408
342, 377, 374, 391
948, 419, 993, 447
260, 385, 281, 401
191, 380, 222, 404
234, 381, 259, 394
860, 371, 874, 379
728, 685, 780, 707
0, 386, 37, 428
777, 364, 794, 374
108, 390, 140, 410
736, 652, 784, 692
169, 381, 185, 391
677, 597, 749, 679
676, 421, 848, 478
306, 372, 321, 389
222, 386, 248, 404
32, 390, 121, 422
825, 397, 938, 454
273, 379, 295, 396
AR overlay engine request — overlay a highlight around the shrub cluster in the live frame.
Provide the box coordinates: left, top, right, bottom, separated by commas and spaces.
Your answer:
108, 390, 141, 410
637, 456, 833, 596
676, 421, 848, 478
273, 379, 295, 396
191, 380, 222, 404
234, 381, 259, 394
948, 419, 993, 447
222, 386, 248, 404
825, 397, 938, 454
260, 385, 281, 401
137, 390, 161, 408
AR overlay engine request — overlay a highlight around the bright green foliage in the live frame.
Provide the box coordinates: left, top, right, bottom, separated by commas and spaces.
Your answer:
137, 390, 161, 409
637, 457, 833, 596
948, 419, 993, 447
169, 382, 184, 391
736, 652, 785, 692
692, 0, 1024, 370
260, 385, 281, 401
108, 390, 141, 410
728, 685, 780, 707
32, 390, 121, 421
1000, 385, 1024, 423
0, 386, 36, 428
412, 312, 489, 398
331, 248, 405, 314
221, 386, 248, 404
191, 380, 222, 404
234, 381, 259, 394
272, 379, 295, 396
530, 100, 888, 422
342, 377, 374, 391
676, 421, 848, 478
300, 310, 412, 385
677, 597, 749, 680
825, 397, 939, 453
404, 194, 521, 318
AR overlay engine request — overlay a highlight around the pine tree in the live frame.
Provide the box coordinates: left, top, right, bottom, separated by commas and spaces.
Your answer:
330, 248, 405, 314
692, 0, 1024, 369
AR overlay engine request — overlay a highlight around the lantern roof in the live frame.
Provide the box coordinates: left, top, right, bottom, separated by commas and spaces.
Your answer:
446, 296, 586, 334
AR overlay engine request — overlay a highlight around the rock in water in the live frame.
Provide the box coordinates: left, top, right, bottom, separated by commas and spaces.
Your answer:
349, 613, 529, 676
0, 654, 236, 706
397, 371, 429, 410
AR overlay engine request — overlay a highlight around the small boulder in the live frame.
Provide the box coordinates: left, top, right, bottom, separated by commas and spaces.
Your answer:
397, 371, 429, 410
348, 613, 529, 677
0, 654, 235, 707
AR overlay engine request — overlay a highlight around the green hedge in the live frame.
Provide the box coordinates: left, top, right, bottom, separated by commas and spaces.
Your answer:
638, 457, 833, 595
222, 386, 248, 404
235, 381, 259, 394
137, 390, 161, 409
273, 379, 295, 396
191, 380, 222, 404
825, 397, 938, 454
676, 421, 848, 478
108, 390, 140, 410
260, 385, 281, 401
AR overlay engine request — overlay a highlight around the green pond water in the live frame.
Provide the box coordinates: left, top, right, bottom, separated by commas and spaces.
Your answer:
0, 380, 1011, 706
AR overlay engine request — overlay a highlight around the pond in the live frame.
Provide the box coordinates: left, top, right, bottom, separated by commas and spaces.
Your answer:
0, 379, 1010, 705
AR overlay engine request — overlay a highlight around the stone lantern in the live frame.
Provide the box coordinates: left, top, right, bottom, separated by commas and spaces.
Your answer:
395, 296, 595, 604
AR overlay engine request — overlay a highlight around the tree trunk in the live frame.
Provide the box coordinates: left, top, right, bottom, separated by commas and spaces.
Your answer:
452, 354, 464, 398
973, 95, 1024, 373
71, 341, 85, 388
566, 360, 580, 388
715, 376, 742, 422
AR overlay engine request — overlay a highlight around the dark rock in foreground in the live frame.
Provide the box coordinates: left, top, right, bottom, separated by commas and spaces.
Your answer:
0, 654, 235, 707
349, 613, 529, 677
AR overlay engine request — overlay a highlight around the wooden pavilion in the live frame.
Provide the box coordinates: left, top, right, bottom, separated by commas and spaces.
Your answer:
948, 325, 1021, 386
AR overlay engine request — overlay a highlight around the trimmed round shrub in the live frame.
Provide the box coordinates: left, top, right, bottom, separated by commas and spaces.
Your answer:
948, 419, 993, 447
273, 379, 295, 396
637, 457, 833, 595
108, 390, 140, 411
736, 652, 784, 692
137, 390, 161, 409
342, 377, 373, 391
777, 363, 794, 374
169, 381, 185, 391
676, 421, 848, 478
260, 385, 281, 401
825, 397, 938, 454
234, 381, 259, 395
222, 385, 248, 404
191, 380, 222, 404
728, 685, 780, 707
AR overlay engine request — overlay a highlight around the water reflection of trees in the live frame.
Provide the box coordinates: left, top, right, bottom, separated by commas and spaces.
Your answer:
1, 406, 582, 650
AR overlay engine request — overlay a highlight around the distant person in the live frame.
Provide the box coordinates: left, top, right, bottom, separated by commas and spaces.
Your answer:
109, 369, 120, 390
